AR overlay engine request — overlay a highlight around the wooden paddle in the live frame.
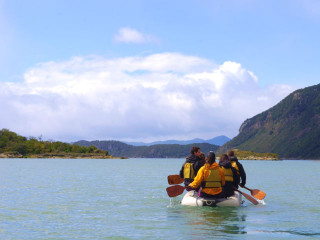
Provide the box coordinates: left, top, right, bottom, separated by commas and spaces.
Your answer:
235, 188, 259, 205
166, 185, 186, 197
168, 175, 184, 185
242, 186, 266, 200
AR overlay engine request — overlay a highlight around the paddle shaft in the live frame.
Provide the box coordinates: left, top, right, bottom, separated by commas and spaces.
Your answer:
243, 186, 253, 191
235, 188, 259, 205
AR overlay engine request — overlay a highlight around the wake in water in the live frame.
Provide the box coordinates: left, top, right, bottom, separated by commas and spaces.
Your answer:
257, 199, 266, 205
167, 197, 182, 208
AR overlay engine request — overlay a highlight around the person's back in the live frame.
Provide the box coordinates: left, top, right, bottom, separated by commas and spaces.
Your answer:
227, 150, 246, 188
179, 146, 202, 188
189, 151, 225, 198
219, 154, 240, 197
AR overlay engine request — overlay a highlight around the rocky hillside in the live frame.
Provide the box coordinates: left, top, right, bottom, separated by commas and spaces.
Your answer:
220, 83, 320, 159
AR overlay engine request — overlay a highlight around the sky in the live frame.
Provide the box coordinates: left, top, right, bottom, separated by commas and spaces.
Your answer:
0, 0, 319, 142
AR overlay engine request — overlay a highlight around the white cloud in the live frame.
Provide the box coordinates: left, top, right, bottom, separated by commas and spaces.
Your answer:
113, 27, 158, 44
0, 53, 296, 142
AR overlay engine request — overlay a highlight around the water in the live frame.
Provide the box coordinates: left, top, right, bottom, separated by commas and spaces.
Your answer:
0, 158, 320, 239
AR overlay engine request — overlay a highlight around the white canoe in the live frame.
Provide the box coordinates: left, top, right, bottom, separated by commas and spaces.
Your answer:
181, 190, 243, 207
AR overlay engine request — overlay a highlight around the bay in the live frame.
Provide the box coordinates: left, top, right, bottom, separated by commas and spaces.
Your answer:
0, 158, 320, 239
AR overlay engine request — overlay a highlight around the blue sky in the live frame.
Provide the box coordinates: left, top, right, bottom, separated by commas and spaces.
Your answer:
1, 0, 319, 142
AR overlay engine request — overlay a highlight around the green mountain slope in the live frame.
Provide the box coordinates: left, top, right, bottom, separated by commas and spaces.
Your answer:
220, 83, 320, 159
75, 140, 219, 158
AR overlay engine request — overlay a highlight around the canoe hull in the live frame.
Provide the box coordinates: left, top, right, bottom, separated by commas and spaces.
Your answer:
181, 190, 242, 207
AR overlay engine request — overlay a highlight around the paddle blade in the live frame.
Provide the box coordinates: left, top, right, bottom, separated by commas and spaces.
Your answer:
243, 186, 266, 200
166, 185, 185, 197
252, 189, 266, 200
168, 175, 184, 185
236, 189, 259, 205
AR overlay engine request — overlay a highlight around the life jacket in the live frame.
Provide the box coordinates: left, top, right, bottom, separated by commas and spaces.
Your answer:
221, 166, 234, 182
183, 162, 195, 181
231, 161, 240, 175
201, 168, 222, 189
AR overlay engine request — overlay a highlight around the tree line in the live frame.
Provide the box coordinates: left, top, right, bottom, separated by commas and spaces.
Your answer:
0, 129, 108, 156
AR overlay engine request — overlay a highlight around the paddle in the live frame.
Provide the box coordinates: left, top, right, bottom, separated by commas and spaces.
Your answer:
235, 188, 259, 205
242, 186, 266, 200
166, 185, 186, 197
168, 175, 184, 185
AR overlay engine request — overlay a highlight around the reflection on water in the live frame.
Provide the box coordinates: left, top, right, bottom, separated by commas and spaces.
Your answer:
168, 205, 247, 237
186, 207, 247, 236
256, 230, 320, 237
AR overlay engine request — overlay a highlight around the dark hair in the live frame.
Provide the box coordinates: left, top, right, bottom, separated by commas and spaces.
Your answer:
219, 154, 230, 165
207, 151, 216, 165
191, 146, 200, 154
227, 150, 234, 157
199, 152, 205, 162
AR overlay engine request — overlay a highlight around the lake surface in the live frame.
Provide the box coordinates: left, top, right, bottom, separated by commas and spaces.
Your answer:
0, 158, 320, 239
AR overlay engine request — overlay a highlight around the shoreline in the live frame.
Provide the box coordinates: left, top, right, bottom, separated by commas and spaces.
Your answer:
0, 152, 125, 159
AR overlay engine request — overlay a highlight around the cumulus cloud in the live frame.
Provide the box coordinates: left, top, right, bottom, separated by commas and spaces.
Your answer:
0, 53, 296, 142
113, 27, 158, 44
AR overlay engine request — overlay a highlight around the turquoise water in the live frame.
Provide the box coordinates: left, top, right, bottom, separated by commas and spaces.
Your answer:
0, 158, 320, 239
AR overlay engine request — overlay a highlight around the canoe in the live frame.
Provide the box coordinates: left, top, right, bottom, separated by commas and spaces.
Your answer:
181, 190, 243, 207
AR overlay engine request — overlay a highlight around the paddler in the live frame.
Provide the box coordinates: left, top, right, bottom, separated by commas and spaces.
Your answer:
188, 151, 225, 198
227, 150, 246, 188
179, 146, 204, 190
219, 154, 240, 197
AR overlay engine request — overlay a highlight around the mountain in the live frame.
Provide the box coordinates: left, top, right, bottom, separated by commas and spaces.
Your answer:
219, 83, 320, 159
75, 140, 219, 158
125, 135, 230, 146
205, 136, 231, 145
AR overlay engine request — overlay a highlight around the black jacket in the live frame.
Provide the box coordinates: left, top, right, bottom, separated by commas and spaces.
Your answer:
219, 160, 240, 187
229, 156, 246, 186
179, 154, 203, 186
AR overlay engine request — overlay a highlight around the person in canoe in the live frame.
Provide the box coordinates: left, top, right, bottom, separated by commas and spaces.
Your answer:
188, 151, 225, 198
199, 152, 206, 165
179, 146, 204, 191
227, 150, 246, 188
219, 154, 240, 197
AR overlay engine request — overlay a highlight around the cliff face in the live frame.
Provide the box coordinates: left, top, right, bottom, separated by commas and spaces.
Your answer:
220, 83, 320, 159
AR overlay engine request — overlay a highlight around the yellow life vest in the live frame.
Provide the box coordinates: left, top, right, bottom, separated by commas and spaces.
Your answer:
183, 162, 195, 181
221, 166, 234, 182
202, 168, 222, 189
231, 161, 240, 175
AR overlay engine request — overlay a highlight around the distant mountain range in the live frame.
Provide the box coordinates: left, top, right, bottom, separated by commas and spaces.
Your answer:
125, 135, 230, 146
76, 82, 320, 159
74, 140, 219, 158
4, 83, 319, 159
219, 83, 320, 159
